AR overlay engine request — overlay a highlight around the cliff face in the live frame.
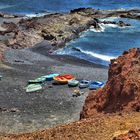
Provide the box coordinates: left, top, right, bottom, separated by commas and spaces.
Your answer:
81, 48, 140, 119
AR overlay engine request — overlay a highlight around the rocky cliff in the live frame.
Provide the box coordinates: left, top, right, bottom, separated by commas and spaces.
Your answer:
81, 48, 140, 119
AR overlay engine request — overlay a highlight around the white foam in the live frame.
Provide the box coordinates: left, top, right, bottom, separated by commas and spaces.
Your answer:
89, 22, 121, 32
56, 47, 116, 62
24, 13, 48, 18
104, 23, 118, 28
90, 24, 105, 32
79, 49, 115, 62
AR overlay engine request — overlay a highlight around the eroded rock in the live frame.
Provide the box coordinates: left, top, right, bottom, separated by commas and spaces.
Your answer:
81, 48, 140, 119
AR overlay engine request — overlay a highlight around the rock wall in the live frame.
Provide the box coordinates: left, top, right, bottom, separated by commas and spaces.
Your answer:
81, 48, 140, 119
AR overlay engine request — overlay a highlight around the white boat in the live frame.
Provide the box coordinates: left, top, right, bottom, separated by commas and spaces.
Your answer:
68, 80, 79, 87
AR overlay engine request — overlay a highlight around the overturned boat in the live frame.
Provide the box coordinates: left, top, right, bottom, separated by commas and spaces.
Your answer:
26, 84, 43, 93
89, 81, 104, 90
79, 80, 90, 89
68, 80, 79, 87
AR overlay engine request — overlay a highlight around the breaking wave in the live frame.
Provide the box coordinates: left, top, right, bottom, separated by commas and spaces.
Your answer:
73, 47, 115, 61
24, 13, 50, 18
89, 22, 119, 32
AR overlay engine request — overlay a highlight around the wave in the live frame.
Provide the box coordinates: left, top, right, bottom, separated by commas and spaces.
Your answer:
89, 24, 105, 32
74, 47, 116, 61
24, 13, 48, 18
89, 22, 119, 32
100, 17, 119, 22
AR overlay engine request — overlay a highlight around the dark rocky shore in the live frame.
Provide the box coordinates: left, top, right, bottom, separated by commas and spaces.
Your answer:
1, 8, 140, 58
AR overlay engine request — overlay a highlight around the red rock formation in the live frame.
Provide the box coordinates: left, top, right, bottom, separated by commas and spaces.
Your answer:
113, 129, 140, 140
81, 48, 140, 119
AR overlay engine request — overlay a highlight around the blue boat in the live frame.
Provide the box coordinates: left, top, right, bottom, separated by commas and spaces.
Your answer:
89, 81, 104, 90
41, 74, 59, 81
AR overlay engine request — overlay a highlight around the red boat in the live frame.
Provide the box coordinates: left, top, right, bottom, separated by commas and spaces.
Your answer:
53, 74, 75, 84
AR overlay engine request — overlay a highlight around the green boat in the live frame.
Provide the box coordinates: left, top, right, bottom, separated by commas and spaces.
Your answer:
26, 84, 43, 93
28, 77, 46, 84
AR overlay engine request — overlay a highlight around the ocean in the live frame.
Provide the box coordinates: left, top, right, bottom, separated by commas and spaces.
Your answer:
0, 0, 140, 66
0, 0, 140, 14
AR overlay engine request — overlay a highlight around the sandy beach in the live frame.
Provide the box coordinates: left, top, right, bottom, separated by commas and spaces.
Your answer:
0, 41, 108, 134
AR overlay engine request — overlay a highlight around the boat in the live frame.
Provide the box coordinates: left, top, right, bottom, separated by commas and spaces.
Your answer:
79, 80, 90, 88
41, 74, 59, 81
26, 84, 43, 93
53, 74, 75, 84
28, 77, 46, 84
89, 81, 104, 90
68, 80, 79, 87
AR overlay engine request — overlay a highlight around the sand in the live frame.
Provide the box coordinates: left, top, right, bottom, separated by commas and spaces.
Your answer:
0, 41, 108, 134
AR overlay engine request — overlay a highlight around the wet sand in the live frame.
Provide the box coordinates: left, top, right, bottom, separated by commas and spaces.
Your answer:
0, 41, 108, 134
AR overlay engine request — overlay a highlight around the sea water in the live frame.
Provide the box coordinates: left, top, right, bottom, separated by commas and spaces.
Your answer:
0, 0, 140, 65
0, 0, 140, 14
56, 18, 140, 65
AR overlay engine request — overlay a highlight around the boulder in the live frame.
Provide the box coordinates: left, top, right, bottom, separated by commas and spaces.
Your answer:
88, 19, 101, 29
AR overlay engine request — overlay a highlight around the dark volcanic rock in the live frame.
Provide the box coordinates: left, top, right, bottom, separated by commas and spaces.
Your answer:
88, 19, 101, 29
0, 8, 139, 54
42, 32, 56, 41
101, 20, 131, 27
80, 48, 140, 119
118, 21, 131, 27
69, 17, 80, 25
0, 22, 18, 35
70, 8, 87, 13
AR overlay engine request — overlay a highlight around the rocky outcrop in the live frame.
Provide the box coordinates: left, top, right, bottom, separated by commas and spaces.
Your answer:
0, 8, 137, 51
81, 48, 140, 119
101, 20, 131, 27
0, 22, 18, 35
113, 129, 140, 140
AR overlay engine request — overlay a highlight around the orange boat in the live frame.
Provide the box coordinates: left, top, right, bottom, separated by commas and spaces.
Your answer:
53, 74, 75, 84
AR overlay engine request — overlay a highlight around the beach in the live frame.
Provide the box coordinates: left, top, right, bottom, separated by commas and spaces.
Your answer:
0, 41, 108, 133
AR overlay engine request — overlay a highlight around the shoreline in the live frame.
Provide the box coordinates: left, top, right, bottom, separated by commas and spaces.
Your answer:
0, 7, 139, 66
1, 8, 140, 50
0, 42, 108, 134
